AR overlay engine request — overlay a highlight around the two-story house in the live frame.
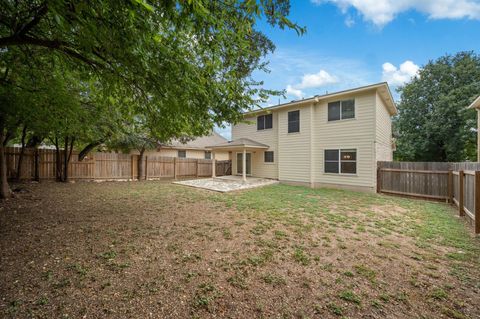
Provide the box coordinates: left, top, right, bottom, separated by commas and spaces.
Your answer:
209, 82, 396, 192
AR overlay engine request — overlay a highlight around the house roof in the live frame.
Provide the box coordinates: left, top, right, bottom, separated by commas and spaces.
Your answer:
468, 96, 480, 109
244, 82, 397, 116
161, 131, 228, 150
207, 138, 269, 150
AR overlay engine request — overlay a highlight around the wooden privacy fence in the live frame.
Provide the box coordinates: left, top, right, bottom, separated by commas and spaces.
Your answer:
377, 161, 480, 233
5, 147, 231, 181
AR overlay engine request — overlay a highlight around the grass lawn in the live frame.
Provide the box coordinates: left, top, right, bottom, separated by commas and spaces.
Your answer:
1, 181, 479, 318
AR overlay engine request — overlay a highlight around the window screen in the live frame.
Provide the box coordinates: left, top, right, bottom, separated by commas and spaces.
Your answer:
257, 114, 273, 130
257, 115, 265, 130
328, 101, 341, 121
324, 150, 339, 173
178, 150, 186, 158
341, 100, 355, 119
265, 114, 273, 129
264, 151, 274, 163
288, 110, 300, 133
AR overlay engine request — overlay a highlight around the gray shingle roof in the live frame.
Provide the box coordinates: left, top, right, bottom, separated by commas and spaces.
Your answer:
162, 131, 228, 150
207, 138, 269, 149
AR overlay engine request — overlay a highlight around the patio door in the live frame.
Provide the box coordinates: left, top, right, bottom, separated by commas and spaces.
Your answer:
236, 152, 252, 175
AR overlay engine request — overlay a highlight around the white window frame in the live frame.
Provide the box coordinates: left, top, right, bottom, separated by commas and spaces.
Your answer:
324, 148, 357, 175
287, 110, 300, 133
178, 150, 186, 158
327, 99, 356, 122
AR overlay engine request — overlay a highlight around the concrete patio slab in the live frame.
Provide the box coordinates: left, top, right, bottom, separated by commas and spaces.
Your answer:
173, 176, 278, 192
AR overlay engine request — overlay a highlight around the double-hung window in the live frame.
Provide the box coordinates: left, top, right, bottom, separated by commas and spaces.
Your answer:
328, 99, 355, 121
257, 114, 273, 130
288, 110, 300, 133
204, 151, 212, 160
324, 149, 357, 174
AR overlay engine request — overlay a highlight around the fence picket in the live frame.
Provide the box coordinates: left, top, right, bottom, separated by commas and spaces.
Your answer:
5, 147, 231, 181
377, 161, 479, 234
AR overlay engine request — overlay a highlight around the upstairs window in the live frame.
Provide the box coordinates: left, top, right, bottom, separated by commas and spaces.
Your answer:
264, 151, 274, 163
324, 149, 357, 174
178, 150, 186, 158
257, 114, 273, 130
288, 110, 300, 133
328, 99, 355, 121
204, 151, 211, 160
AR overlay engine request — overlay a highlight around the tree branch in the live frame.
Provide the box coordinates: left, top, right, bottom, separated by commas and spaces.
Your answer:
0, 35, 101, 68
16, 2, 48, 37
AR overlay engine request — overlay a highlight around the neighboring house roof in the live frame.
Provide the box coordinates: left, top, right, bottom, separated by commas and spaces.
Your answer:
207, 138, 269, 150
162, 131, 227, 150
244, 82, 397, 116
468, 96, 480, 109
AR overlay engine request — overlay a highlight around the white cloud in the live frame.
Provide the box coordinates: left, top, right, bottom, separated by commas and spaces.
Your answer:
297, 70, 338, 89
312, 0, 480, 26
285, 69, 338, 99
286, 84, 304, 99
382, 60, 419, 86
345, 15, 355, 27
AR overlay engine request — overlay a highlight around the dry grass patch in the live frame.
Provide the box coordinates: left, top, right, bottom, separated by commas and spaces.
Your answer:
0, 181, 479, 318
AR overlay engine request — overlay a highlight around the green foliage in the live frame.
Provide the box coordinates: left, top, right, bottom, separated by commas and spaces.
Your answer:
394, 51, 480, 161
0, 1, 304, 193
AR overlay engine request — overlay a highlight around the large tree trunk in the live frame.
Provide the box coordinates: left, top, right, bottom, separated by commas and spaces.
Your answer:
33, 146, 40, 182
63, 137, 68, 182
0, 122, 12, 199
27, 136, 42, 182
63, 137, 74, 182
54, 137, 62, 182
137, 146, 145, 180
15, 125, 27, 181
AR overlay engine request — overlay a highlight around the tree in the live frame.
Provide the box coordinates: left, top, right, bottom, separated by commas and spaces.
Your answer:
394, 52, 480, 162
0, 0, 304, 197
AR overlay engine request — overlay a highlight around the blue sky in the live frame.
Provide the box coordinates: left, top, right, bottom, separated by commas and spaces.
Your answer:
216, 0, 480, 139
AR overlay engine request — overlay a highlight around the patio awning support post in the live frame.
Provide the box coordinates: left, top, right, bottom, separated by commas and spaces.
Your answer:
212, 151, 216, 178
242, 148, 247, 182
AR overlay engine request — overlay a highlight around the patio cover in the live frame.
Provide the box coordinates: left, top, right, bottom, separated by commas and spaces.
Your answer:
206, 138, 269, 151
206, 138, 269, 181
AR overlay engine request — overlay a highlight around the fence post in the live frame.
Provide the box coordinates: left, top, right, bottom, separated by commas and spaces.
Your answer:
173, 157, 177, 180
475, 171, 480, 234
130, 155, 135, 180
448, 170, 453, 203
195, 159, 199, 178
92, 154, 96, 180
459, 170, 464, 217
145, 156, 148, 180
376, 166, 381, 193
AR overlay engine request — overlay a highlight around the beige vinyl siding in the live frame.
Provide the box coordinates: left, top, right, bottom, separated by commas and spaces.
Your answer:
278, 106, 312, 183
313, 91, 376, 189
144, 149, 229, 160
375, 92, 394, 162
231, 114, 278, 178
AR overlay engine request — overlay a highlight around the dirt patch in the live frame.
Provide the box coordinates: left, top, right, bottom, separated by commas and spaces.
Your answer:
1, 181, 479, 318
